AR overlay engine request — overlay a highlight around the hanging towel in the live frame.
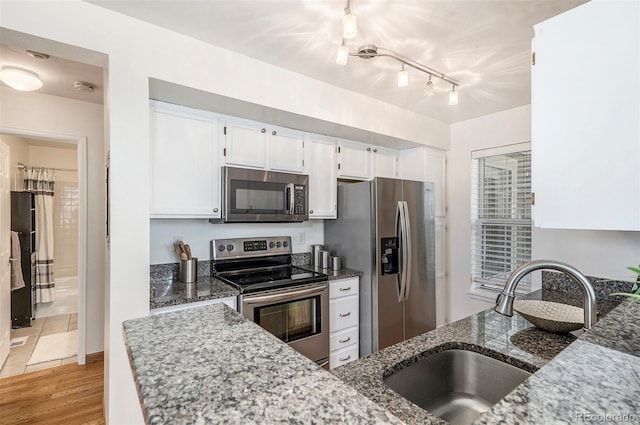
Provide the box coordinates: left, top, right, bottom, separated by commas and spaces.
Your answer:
10, 231, 26, 291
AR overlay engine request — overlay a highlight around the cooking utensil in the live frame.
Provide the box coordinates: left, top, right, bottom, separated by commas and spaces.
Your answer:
180, 252, 188, 261
178, 241, 187, 258
174, 242, 183, 260
184, 244, 192, 260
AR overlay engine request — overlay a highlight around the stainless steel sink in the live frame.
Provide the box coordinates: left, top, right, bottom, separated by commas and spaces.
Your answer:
383, 349, 532, 425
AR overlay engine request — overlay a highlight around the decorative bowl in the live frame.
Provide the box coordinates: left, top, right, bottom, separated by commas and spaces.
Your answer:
513, 300, 584, 333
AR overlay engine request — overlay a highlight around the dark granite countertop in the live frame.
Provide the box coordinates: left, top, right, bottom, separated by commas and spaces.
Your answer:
150, 277, 239, 310
297, 264, 363, 281
332, 289, 638, 424
123, 303, 404, 424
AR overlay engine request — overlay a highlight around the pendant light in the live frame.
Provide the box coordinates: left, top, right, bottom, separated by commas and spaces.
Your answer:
449, 85, 459, 106
397, 65, 409, 88
0, 67, 43, 91
424, 75, 435, 97
336, 40, 350, 65
343, 0, 357, 39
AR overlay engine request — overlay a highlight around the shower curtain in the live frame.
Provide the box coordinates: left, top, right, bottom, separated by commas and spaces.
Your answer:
24, 167, 56, 303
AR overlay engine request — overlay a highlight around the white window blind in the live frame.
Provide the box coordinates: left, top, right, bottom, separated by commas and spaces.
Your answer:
471, 146, 532, 292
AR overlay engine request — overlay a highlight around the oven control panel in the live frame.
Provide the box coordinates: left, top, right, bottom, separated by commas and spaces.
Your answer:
212, 236, 292, 260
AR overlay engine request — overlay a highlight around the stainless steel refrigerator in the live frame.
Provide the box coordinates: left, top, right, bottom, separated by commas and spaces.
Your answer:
324, 178, 436, 356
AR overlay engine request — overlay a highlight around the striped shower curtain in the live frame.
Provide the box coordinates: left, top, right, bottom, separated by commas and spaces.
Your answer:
24, 167, 56, 303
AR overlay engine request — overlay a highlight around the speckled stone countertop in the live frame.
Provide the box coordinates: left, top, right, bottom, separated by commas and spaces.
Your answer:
333, 289, 638, 424
150, 277, 239, 310
123, 303, 404, 424
298, 264, 363, 281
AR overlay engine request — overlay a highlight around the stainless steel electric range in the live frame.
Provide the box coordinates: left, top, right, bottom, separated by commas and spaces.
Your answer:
211, 236, 329, 368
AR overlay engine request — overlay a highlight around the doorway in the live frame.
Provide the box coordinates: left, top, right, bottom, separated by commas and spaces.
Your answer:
0, 129, 87, 377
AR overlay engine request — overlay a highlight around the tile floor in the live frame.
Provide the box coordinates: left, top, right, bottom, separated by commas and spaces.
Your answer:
0, 313, 78, 378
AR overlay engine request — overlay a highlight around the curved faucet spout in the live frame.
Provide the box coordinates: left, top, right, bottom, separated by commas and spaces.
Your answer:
494, 260, 598, 330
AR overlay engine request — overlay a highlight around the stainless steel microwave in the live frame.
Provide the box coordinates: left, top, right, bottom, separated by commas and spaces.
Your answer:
220, 167, 309, 223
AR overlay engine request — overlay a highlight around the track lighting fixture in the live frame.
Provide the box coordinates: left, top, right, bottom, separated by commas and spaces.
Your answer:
397, 64, 409, 88
424, 75, 435, 97
449, 85, 459, 106
342, 0, 357, 39
334, 1, 460, 105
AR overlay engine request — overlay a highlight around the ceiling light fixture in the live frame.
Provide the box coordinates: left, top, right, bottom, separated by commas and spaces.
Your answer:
449, 85, 459, 106
397, 64, 409, 88
74, 81, 96, 93
342, 0, 357, 39
424, 75, 435, 97
0, 67, 43, 91
335, 1, 460, 105
336, 39, 350, 65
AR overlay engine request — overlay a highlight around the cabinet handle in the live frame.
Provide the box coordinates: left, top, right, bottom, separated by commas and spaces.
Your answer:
367, 147, 371, 152
339, 312, 351, 318
339, 287, 351, 291
339, 337, 351, 344
261, 128, 266, 133
309, 210, 314, 214
373, 149, 378, 153
339, 355, 351, 362
213, 208, 219, 213
272, 130, 276, 136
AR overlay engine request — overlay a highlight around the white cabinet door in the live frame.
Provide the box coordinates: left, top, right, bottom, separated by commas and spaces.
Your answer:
338, 140, 370, 180
150, 101, 220, 218
532, 1, 640, 230
372, 147, 398, 178
398, 147, 425, 181
424, 149, 446, 217
308, 137, 337, 219
269, 127, 305, 173
223, 119, 267, 169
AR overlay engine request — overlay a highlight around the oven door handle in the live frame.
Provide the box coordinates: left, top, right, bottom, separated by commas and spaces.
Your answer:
243, 283, 327, 304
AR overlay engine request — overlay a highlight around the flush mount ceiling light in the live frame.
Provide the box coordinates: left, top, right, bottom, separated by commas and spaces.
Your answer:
0, 67, 43, 91
335, 1, 460, 105
342, 0, 357, 39
74, 81, 96, 93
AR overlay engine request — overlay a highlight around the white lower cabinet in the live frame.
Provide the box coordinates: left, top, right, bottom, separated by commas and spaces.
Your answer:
329, 277, 359, 369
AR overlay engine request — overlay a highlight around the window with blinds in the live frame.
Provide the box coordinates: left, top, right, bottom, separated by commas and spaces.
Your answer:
471, 144, 532, 292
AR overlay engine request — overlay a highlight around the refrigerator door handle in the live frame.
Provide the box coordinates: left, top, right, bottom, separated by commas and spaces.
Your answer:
395, 201, 406, 303
402, 201, 412, 300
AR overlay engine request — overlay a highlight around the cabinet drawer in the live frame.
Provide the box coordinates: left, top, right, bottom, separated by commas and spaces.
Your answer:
330, 296, 358, 331
330, 326, 358, 353
329, 277, 359, 299
330, 344, 359, 369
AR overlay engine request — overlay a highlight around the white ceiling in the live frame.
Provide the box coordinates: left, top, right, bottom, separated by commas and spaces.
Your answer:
89, 0, 584, 123
0, 44, 104, 104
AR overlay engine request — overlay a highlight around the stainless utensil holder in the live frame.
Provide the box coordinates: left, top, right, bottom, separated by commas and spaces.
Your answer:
319, 250, 331, 269
311, 244, 324, 267
179, 258, 198, 283
331, 256, 341, 271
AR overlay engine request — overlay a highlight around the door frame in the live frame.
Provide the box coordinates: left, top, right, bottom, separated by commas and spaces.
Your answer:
0, 126, 88, 365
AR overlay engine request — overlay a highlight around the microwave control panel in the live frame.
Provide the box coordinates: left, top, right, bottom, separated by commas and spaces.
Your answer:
294, 185, 306, 215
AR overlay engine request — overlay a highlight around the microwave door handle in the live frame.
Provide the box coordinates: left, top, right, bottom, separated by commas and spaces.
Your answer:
286, 183, 295, 215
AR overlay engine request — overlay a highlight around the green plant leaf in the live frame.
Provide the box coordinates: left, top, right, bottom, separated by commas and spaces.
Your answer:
627, 266, 640, 275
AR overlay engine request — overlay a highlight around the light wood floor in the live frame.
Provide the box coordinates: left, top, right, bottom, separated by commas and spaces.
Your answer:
0, 353, 104, 425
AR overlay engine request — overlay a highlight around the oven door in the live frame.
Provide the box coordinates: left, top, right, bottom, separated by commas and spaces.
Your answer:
222, 167, 308, 222
241, 282, 329, 367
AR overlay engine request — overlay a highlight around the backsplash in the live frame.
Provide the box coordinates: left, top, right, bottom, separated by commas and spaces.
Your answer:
151, 252, 311, 282
542, 271, 636, 302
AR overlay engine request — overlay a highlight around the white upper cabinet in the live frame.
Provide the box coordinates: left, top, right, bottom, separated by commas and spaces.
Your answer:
222, 118, 268, 169
149, 100, 220, 218
337, 140, 371, 180
372, 147, 398, 178
532, 1, 640, 230
307, 136, 337, 219
269, 127, 305, 173
399, 147, 447, 217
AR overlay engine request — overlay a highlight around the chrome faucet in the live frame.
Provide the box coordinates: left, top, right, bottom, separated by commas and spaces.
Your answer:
494, 260, 598, 329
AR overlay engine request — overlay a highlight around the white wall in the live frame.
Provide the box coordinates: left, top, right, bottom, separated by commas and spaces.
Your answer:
447, 104, 640, 323
1, 135, 29, 191
0, 88, 105, 355
0, 2, 450, 423
151, 220, 324, 264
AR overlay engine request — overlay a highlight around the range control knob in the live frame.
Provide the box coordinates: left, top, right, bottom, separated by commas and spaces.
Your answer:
282, 241, 289, 248
218, 244, 225, 252
276, 241, 282, 248
269, 241, 275, 248
227, 244, 234, 251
